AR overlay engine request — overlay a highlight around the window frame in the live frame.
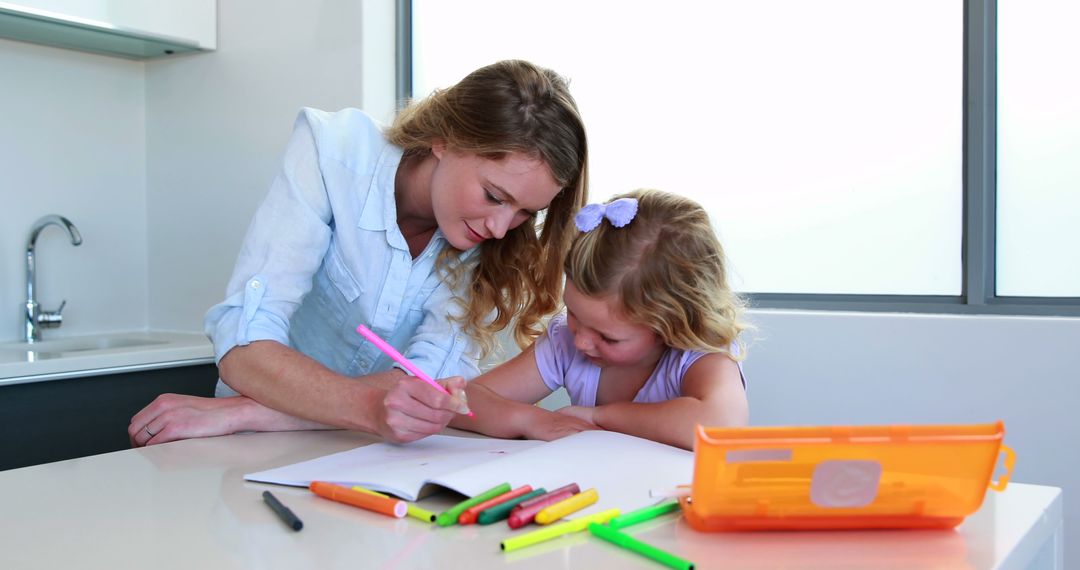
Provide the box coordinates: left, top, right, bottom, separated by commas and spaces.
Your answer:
398, 0, 1080, 317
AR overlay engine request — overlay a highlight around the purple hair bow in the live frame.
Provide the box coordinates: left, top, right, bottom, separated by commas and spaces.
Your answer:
574, 197, 639, 232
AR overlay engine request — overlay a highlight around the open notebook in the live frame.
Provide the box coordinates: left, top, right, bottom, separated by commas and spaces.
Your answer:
245, 430, 693, 514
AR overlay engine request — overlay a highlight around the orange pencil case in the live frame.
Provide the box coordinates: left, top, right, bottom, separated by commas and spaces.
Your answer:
680, 421, 1015, 531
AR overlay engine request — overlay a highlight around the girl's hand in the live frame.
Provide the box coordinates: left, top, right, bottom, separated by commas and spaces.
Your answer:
555, 405, 598, 425
521, 410, 601, 441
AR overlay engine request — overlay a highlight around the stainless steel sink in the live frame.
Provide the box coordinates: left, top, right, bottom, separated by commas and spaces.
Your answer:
0, 335, 168, 361
0, 331, 214, 383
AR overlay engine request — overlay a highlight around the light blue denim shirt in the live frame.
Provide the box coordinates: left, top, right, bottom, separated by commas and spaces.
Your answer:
205, 108, 480, 396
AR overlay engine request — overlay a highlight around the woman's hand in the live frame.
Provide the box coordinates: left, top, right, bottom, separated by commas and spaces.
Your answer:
129, 394, 255, 447
375, 376, 469, 444
522, 409, 601, 441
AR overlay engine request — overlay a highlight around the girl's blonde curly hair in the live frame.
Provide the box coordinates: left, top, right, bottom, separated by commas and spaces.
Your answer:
565, 189, 748, 358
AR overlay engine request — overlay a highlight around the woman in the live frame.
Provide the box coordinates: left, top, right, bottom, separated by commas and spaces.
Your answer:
129, 60, 589, 445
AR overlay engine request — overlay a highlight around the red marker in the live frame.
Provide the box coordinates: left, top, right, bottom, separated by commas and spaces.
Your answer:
507, 489, 577, 529
458, 485, 533, 525
514, 483, 581, 511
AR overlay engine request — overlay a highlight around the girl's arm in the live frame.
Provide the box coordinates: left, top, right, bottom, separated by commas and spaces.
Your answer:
450, 345, 600, 440
559, 353, 747, 450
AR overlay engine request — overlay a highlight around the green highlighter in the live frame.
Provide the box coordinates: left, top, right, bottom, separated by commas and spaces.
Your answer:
476, 488, 547, 525
608, 500, 681, 529
435, 483, 511, 527
588, 522, 695, 570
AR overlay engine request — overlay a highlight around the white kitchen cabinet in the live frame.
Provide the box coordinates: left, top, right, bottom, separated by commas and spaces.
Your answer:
0, 0, 215, 59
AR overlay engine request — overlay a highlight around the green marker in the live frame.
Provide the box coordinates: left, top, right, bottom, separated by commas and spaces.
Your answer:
588, 523, 695, 570
476, 488, 546, 525
608, 500, 681, 529
435, 483, 511, 527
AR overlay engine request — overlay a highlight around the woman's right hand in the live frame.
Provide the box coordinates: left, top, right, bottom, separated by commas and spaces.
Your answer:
129, 393, 335, 447
375, 376, 470, 444
129, 394, 255, 447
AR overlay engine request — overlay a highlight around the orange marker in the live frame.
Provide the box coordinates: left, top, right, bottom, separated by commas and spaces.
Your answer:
310, 481, 407, 518
458, 485, 533, 525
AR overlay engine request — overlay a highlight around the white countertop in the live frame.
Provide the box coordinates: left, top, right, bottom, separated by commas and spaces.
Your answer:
0, 429, 1063, 569
0, 330, 214, 385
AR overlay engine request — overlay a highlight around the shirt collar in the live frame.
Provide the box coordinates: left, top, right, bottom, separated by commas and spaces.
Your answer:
357, 144, 408, 250
358, 145, 450, 254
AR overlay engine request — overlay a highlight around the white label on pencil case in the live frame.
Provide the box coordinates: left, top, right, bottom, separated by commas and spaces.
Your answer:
725, 449, 793, 463
810, 460, 882, 508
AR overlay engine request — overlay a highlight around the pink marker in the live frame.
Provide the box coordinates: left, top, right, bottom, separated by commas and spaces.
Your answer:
356, 324, 474, 418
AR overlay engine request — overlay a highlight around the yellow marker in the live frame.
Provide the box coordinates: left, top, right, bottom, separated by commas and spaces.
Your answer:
352, 486, 436, 523
534, 488, 599, 525
501, 508, 620, 553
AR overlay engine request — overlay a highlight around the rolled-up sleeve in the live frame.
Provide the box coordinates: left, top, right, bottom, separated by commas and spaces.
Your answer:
204, 110, 334, 364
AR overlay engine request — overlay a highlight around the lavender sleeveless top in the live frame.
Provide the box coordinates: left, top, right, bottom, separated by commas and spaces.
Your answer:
534, 314, 744, 406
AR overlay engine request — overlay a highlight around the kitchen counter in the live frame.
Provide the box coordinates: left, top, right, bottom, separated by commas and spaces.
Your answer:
0, 429, 1064, 569
0, 330, 214, 385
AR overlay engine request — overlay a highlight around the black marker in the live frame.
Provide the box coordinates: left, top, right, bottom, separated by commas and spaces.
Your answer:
263, 490, 304, 531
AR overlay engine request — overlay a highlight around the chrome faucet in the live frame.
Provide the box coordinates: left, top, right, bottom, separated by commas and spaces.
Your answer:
25, 215, 83, 343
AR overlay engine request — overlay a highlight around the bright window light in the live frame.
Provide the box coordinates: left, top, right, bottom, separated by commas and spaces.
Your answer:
997, 0, 1080, 297
413, 0, 963, 295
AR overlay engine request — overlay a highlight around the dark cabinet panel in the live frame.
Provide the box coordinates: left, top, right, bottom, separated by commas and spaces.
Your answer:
0, 365, 218, 471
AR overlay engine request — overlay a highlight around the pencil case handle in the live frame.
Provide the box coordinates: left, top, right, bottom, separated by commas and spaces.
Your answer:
988, 444, 1016, 492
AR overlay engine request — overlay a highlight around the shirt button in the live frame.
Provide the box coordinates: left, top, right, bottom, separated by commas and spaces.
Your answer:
249, 279, 261, 289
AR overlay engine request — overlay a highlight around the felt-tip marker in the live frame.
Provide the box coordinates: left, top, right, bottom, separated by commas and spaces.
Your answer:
262, 490, 303, 531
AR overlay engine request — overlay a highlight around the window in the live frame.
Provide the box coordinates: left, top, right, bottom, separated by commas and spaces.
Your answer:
405, 0, 1080, 314
996, 0, 1080, 298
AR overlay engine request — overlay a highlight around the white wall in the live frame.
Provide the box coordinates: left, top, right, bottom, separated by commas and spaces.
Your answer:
145, 0, 385, 332
1, 0, 389, 341
0, 37, 148, 342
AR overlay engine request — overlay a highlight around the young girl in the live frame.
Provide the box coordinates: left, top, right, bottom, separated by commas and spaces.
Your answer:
453, 189, 749, 450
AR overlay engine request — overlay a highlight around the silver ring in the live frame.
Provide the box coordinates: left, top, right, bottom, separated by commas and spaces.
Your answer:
145, 426, 156, 437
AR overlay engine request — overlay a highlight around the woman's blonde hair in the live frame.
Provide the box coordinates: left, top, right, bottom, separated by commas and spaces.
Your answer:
386, 60, 588, 354
565, 189, 747, 357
